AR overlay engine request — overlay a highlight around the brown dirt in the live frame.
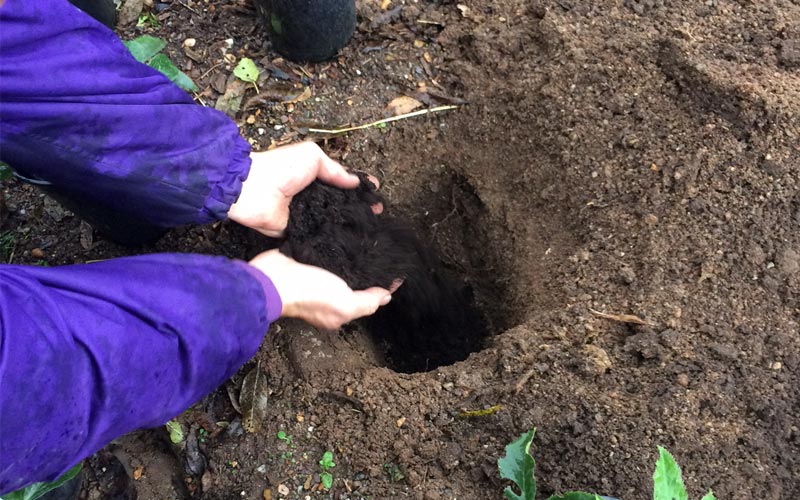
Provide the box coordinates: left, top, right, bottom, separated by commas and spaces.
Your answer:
3, 0, 799, 499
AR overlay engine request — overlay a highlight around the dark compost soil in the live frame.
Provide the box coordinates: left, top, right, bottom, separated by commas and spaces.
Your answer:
2, 0, 799, 499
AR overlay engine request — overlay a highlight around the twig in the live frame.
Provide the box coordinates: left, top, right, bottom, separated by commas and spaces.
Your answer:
178, 0, 199, 14
589, 308, 654, 326
514, 368, 537, 394
308, 105, 459, 135
198, 62, 224, 80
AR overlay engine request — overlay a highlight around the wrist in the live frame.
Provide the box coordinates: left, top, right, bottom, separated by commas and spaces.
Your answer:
233, 260, 283, 323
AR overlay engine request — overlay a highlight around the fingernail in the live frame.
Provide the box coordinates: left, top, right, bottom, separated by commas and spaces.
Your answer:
380, 294, 392, 306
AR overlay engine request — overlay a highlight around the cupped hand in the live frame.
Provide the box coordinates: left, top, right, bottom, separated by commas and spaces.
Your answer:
228, 142, 360, 237
249, 249, 392, 330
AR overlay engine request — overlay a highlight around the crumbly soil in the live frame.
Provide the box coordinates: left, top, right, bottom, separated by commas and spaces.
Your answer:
3, 0, 799, 499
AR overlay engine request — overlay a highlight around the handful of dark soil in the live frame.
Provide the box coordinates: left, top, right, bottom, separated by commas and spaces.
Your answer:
280, 173, 487, 373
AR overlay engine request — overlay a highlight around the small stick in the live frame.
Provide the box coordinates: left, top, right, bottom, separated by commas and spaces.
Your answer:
178, 0, 199, 14
308, 105, 459, 134
589, 308, 654, 326
514, 368, 537, 394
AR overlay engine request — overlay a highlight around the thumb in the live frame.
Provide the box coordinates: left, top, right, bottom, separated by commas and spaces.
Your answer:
349, 287, 392, 319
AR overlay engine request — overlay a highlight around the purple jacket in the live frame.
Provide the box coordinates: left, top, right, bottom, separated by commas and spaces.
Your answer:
0, 0, 282, 493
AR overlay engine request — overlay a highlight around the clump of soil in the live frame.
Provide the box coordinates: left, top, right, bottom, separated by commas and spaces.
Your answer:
280, 173, 488, 373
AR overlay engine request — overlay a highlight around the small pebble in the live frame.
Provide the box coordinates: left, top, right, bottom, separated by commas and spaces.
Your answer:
676, 373, 689, 387
246, 115, 256, 124
771, 361, 782, 370
183, 38, 197, 48
277, 484, 289, 496
31, 247, 44, 259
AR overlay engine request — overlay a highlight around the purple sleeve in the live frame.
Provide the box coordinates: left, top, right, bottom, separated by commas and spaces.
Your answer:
0, 0, 251, 227
0, 255, 282, 494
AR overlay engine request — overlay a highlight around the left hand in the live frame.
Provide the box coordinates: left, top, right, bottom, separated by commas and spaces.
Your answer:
228, 142, 360, 237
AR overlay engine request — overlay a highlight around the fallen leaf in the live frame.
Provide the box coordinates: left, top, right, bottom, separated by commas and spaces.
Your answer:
117, 0, 145, 27
215, 78, 247, 117
240, 363, 269, 433
79, 221, 93, 250
396, 417, 407, 428
589, 308, 654, 326
284, 86, 312, 104
211, 72, 228, 94
242, 83, 312, 109
201, 471, 214, 491
233, 58, 260, 84
133, 466, 143, 480
380, 0, 391, 9
384, 96, 423, 117
263, 489, 272, 500
458, 405, 502, 418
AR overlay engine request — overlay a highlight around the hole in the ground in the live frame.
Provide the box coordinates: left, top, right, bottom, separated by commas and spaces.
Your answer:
276, 170, 514, 374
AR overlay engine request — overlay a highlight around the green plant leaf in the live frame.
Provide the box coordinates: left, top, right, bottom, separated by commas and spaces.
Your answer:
546, 494, 606, 500
321, 472, 333, 490
124, 35, 167, 63
0, 162, 13, 181
148, 54, 198, 92
270, 14, 283, 35
653, 447, 688, 500
233, 58, 260, 84
165, 419, 185, 444
319, 451, 335, 471
700, 492, 716, 500
2, 463, 82, 500
498, 428, 536, 500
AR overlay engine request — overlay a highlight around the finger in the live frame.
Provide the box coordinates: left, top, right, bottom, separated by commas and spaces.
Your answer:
365, 174, 380, 190
389, 278, 404, 294
349, 287, 392, 319
314, 150, 360, 189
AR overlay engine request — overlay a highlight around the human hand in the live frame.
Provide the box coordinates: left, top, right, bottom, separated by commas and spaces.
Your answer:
228, 142, 360, 237
249, 249, 392, 330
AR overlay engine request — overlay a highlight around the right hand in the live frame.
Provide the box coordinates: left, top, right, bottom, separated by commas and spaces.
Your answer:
248, 250, 392, 330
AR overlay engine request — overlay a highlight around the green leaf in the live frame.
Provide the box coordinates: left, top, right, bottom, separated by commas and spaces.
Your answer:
700, 491, 716, 500
498, 428, 536, 500
320, 472, 333, 490
233, 58, 260, 84
320, 451, 335, 471
0, 162, 13, 181
124, 35, 167, 63
2, 463, 82, 500
148, 54, 198, 92
165, 419, 185, 444
270, 14, 283, 35
653, 447, 688, 500
546, 494, 605, 500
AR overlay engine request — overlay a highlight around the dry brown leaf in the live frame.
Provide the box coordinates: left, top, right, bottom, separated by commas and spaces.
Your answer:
79, 221, 93, 251
215, 78, 247, 117
284, 86, 312, 104
132, 467, 143, 481
243, 83, 311, 109
117, 0, 144, 27
385, 96, 423, 117
589, 308, 654, 326
239, 363, 269, 433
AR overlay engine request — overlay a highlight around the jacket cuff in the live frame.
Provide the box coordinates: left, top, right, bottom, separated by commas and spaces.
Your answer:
198, 135, 252, 224
233, 261, 283, 323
